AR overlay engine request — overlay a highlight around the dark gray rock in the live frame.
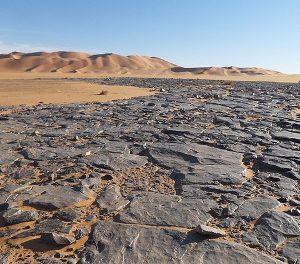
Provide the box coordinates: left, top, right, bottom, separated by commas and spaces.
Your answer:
235, 195, 280, 221
54, 209, 81, 222
84, 152, 148, 171
96, 184, 129, 214
144, 143, 241, 169
80, 221, 282, 264
13, 218, 71, 238
194, 224, 226, 237
243, 211, 300, 251
75, 228, 90, 239
173, 164, 245, 186
38, 258, 64, 264
271, 131, 300, 143
117, 192, 216, 228
281, 238, 300, 264
27, 185, 88, 209
2, 208, 39, 225
41, 232, 75, 245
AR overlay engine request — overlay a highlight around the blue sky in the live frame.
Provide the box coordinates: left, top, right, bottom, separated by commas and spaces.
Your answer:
0, 0, 299, 73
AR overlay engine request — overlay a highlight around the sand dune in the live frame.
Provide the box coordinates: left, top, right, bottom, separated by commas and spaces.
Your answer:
171, 66, 282, 76
0, 51, 284, 76
0, 51, 176, 75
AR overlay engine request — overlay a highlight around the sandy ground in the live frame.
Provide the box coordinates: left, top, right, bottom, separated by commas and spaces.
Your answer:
0, 72, 299, 83
0, 79, 155, 106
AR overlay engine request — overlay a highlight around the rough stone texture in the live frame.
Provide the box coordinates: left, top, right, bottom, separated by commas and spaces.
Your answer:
117, 192, 216, 227
54, 209, 81, 222
194, 224, 226, 237
243, 211, 300, 251
96, 184, 130, 214
281, 238, 300, 264
235, 195, 280, 221
81, 221, 282, 264
84, 153, 148, 171
0, 78, 299, 262
27, 185, 89, 209
13, 219, 72, 239
41, 232, 75, 245
2, 208, 39, 225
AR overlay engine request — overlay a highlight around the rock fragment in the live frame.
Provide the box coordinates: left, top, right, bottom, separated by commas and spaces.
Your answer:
2, 208, 38, 225
194, 224, 226, 237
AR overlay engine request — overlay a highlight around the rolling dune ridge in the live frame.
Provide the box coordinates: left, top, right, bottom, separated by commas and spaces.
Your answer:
0, 51, 283, 76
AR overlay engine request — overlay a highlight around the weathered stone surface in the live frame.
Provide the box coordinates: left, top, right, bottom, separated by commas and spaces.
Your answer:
14, 219, 71, 238
235, 195, 280, 221
41, 232, 75, 245
0, 253, 9, 264
144, 143, 241, 169
81, 221, 282, 264
96, 185, 129, 214
54, 209, 81, 222
118, 192, 216, 227
194, 224, 226, 237
281, 238, 300, 264
271, 131, 300, 143
0, 78, 299, 262
173, 164, 245, 187
243, 211, 300, 251
38, 258, 64, 264
27, 185, 88, 209
84, 152, 148, 171
2, 208, 39, 225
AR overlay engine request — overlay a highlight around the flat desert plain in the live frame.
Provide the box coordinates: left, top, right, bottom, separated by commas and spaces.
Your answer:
0, 78, 154, 106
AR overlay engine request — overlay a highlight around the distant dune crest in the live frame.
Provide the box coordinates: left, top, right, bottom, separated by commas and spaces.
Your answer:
0, 51, 282, 76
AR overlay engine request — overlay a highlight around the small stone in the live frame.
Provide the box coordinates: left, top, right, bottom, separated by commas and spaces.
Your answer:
55, 209, 81, 222
194, 224, 226, 237
290, 207, 300, 216
85, 151, 91, 156
290, 199, 300, 206
86, 214, 97, 222
41, 232, 75, 245
75, 228, 89, 239
96, 185, 129, 214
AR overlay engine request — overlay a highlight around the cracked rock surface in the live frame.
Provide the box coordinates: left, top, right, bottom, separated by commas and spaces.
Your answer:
0, 78, 299, 263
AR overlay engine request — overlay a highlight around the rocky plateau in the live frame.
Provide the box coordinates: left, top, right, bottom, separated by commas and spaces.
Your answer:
0, 78, 299, 264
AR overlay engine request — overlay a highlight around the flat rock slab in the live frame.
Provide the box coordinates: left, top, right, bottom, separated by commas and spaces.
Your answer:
14, 219, 72, 239
41, 232, 75, 245
281, 238, 300, 263
80, 221, 283, 264
84, 152, 148, 171
117, 192, 217, 228
243, 211, 300, 251
27, 185, 89, 209
145, 143, 241, 169
2, 208, 39, 225
271, 131, 300, 143
174, 164, 245, 186
96, 184, 130, 214
235, 195, 280, 221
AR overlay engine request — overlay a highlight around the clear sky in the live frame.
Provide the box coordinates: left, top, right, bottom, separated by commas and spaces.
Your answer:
0, 0, 299, 73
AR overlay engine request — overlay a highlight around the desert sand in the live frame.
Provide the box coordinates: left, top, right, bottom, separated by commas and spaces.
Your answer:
0, 79, 154, 106
0, 52, 175, 75
0, 51, 297, 83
